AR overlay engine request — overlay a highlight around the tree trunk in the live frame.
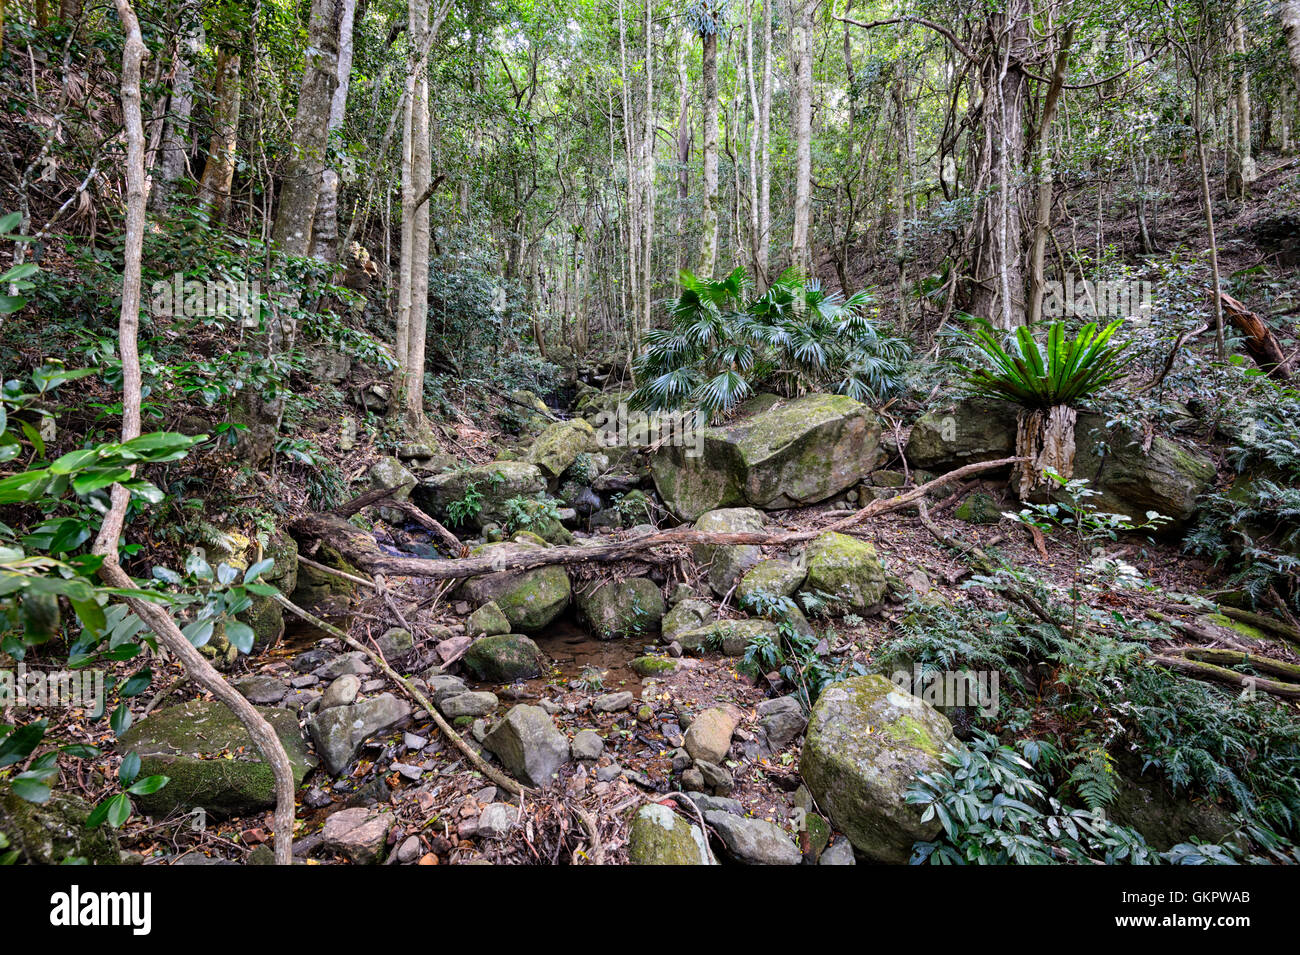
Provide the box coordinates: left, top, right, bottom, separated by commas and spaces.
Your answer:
149, 2, 201, 210
1284, 1, 1300, 93
1026, 25, 1074, 326
1228, 13, 1256, 197
272, 0, 342, 255
698, 28, 719, 278
789, 0, 813, 275
1014, 404, 1076, 500
196, 48, 241, 223
309, 0, 357, 262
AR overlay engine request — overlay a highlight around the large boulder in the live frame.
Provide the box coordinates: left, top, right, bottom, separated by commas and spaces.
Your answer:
652, 393, 882, 520
0, 791, 120, 864
627, 803, 712, 865
676, 618, 779, 657
483, 705, 570, 787
1072, 413, 1215, 528
906, 398, 1019, 471
691, 508, 765, 597
462, 633, 547, 682
415, 461, 547, 530
661, 598, 715, 642
737, 558, 807, 605
120, 699, 313, 815
457, 540, 571, 631
803, 532, 887, 614
308, 693, 411, 775
704, 811, 801, 865
526, 418, 599, 478
576, 577, 666, 639
800, 675, 958, 863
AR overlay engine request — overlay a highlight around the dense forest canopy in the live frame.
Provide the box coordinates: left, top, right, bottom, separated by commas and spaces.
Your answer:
1, 0, 1300, 878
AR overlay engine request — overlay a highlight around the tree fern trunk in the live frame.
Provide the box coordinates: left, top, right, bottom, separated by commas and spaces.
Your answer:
1014, 404, 1076, 499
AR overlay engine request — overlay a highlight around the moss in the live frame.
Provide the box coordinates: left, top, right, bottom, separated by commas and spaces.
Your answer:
1204, 613, 1271, 643
627, 804, 710, 865
880, 713, 940, 756
0, 791, 121, 864
631, 655, 678, 676
463, 633, 546, 681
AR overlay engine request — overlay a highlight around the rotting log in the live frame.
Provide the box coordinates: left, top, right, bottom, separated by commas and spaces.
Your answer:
1219, 291, 1294, 379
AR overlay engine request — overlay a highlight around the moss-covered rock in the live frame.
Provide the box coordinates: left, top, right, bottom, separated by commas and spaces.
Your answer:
627, 803, 712, 865
467, 600, 511, 637
800, 674, 958, 863
119, 699, 313, 816
576, 577, 665, 639
737, 558, 807, 604
0, 791, 120, 864
289, 541, 359, 617
661, 598, 715, 642
630, 655, 678, 676
463, 633, 547, 682
804, 532, 887, 614
676, 617, 779, 657
691, 507, 765, 597
953, 491, 1004, 524
457, 540, 571, 631
651, 393, 882, 520
526, 418, 599, 478
906, 398, 1019, 471
415, 461, 547, 530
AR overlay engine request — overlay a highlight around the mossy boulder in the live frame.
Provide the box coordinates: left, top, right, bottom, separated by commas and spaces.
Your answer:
463, 633, 547, 682
953, 491, 1004, 524
906, 398, 1019, 471
737, 558, 807, 604
119, 699, 313, 816
0, 791, 120, 864
289, 541, 359, 617
415, 461, 547, 530
197, 528, 298, 647
576, 577, 666, 639
467, 600, 511, 637
631, 655, 678, 676
651, 393, 882, 520
676, 617, 779, 656
661, 597, 715, 642
804, 532, 887, 614
627, 803, 712, 865
691, 507, 766, 597
1072, 413, 1215, 528
800, 674, 958, 863
457, 540, 571, 631
526, 418, 599, 478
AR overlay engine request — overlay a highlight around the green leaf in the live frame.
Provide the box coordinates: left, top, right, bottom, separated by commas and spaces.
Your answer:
118, 750, 141, 784
126, 774, 168, 796
224, 620, 255, 655
0, 719, 46, 767
10, 776, 51, 803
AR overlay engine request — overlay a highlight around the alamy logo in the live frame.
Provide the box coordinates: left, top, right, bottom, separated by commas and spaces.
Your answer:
887, 666, 999, 718
149, 272, 261, 325
49, 885, 152, 935
0, 665, 104, 710
1042, 276, 1152, 321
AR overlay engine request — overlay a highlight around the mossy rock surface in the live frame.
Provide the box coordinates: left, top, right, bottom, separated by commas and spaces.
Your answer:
676, 618, 779, 657
661, 598, 715, 641
463, 633, 547, 682
800, 675, 959, 863
804, 531, 887, 614
691, 508, 766, 597
458, 540, 571, 631
737, 558, 807, 604
627, 803, 712, 864
415, 461, 547, 530
0, 791, 120, 864
905, 398, 1019, 471
630, 655, 678, 676
119, 699, 312, 816
651, 393, 881, 520
525, 418, 599, 478
953, 491, 1004, 524
576, 577, 665, 639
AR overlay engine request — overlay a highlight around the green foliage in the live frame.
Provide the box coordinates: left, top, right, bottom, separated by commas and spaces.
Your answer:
501, 493, 562, 536
739, 586, 863, 706
959, 318, 1132, 409
631, 267, 910, 419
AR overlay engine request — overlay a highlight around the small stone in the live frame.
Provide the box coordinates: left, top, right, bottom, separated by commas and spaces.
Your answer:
234, 675, 288, 705
376, 627, 414, 658
477, 803, 517, 839
396, 835, 422, 863
321, 807, 395, 865
390, 762, 423, 781
704, 811, 800, 865
680, 766, 705, 791
683, 707, 738, 764
571, 730, 604, 760
683, 792, 744, 815
596, 763, 623, 782
319, 674, 361, 711
438, 691, 498, 719
315, 652, 372, 680
696, 760, 734, 795
819, 838, 857, 865
593, 691, 634, 713
404, 733, 428, 751
290, 674, 319, 689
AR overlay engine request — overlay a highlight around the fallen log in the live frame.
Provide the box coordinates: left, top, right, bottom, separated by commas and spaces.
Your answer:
1219, 291, 1294, 379
290, 457, 1027, 582
1152, 652, 1300, 700
1166, 646, 1300, 683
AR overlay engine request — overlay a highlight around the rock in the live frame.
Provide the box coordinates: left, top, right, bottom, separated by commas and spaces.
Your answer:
118, 700, 312, 816
696, 760, 734, 795
198, 528, 298, 647
308, 693, 412, 776
483, 705, 570, 787
396, 835, 422, 863
906, 398, 1019, 471
683, 707, 738, 764
800, 674, 958, 863
438, 691, 499, 719
704, 811, 800, 865
691, 508, 766, 597
477, 802, 518, 839
457, 540, 571, 631
575, 577, 665, 639
467, 601, 511, 637
571, 729, 604, 760
631, 655, 677, 677
680, 766, 705, 791
593, 691, 634, 713
661, 598, 715, 641
626, 803, 712, 865
234, 674, 288, 705
463, 634, 547, 682
757, 696, 807, 754
525, 418, 599, 478
315, 652, 371, 680
953, 491, 1004, 524
321, 807, 394, 864
1072, 413, 1215, 528
415, 461, 547, 529
803, 531, 887, 615
375, 627, 414, 658
0, 791, 120, 864
676, 618, 779, 657
652, 393, 883, 520
436, 635, 472, 664
1107, 756, 1234, 850
319, 674, 361, 711
289, 543, 360, 616
682, 792, 744, 816
819, 838, 857, 865
369, 455, 416, 521
737, 558, 807, 605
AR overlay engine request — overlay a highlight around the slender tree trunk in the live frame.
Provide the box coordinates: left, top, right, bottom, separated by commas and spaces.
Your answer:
310, 0, 357, 262
1284, 1, 1300, 93
272, 0, 342, 254
196, 48, 242, 223
789, 0, 813, 275
149, 2, 201, 210
698, 28, 719, 278
1026, 25, 1074, 326
675, 38, 691, 282
757, 3, 772, 289
1228, 13, 1256, 197
1192, 71, 1227, 359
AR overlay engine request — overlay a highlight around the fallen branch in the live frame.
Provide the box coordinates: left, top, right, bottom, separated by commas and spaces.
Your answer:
1219, 292, 1294, 379
1164, 646, 1300, 684
1151, 654, 1300, 700
272, 593, 527, 797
